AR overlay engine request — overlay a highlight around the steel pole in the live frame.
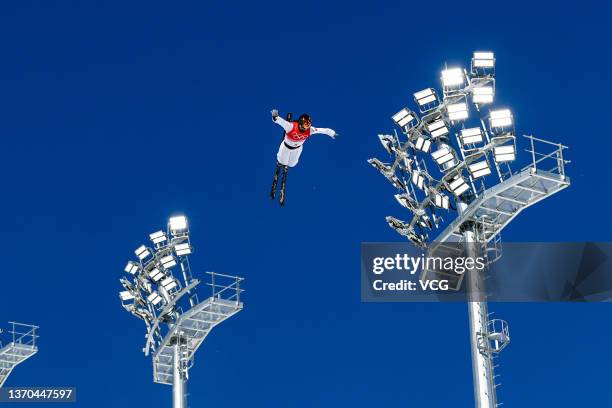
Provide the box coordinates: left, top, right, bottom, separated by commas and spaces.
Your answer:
458, 202, 497, 408
173, 344, 187, 408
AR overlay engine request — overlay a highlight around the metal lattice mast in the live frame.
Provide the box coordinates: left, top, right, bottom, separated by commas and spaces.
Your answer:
369, 51, 570, 407
119, 215, 244, 408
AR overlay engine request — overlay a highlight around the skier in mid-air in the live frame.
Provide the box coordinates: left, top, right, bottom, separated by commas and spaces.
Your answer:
269, 109, 338, 206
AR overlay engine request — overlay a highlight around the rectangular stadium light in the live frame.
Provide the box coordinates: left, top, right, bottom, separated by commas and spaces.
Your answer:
412, 172, 425, 190
161, 277, 178, 292
148, 268, 165, 282
147, 292, 163, 307
433, 193, 450, 209
169, 215, 188, 234
447, 102, 469, 121
160, 255, 177, 269
448, 175, 470, 196
149, 230, 167, 245
490, 109, 513, 128
392, 108, 417, 129
473, 51, 495, 68
174, 243, 192, 256
472, 86, 494, 104
494, 145, 516, 162
431, 146, 455, 166
135, 245, 151, 260
441, 68, 465, 87
414, 88, 438, 108
460, 127, 484, 146
468, 160, 492, 178
427, 119, 449, 138
414, 136, 432, 152
119, 291, 135, 302
124, 261, 140, 275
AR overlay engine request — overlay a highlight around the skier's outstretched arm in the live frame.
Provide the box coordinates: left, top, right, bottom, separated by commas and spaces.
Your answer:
271, 109, 293, 132
311, 126, 338, 139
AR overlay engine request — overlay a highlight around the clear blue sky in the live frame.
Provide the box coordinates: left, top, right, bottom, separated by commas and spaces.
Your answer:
0, 1, 610, 407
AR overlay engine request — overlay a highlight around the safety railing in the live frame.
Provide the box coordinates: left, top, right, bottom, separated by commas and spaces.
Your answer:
206, 272, 244, 304
7, 322, 39, 348
523, 134, 570, 179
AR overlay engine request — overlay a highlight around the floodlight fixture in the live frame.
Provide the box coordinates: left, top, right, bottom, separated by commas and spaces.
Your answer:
426, 117, 450, 138
414, 136, 432, 152
392, 108, 418, 130
0, 322, 39, 388
441, 67, 465, 88
468, 160, 492, 178
150, 230, 168, 245
446, 101, 469, 121
169, 215, 188, 236
471, 51, 496, 76
414, 88, 440, 112
431, 145, 457, 168
489, 109, 513, 129
448, 175, 470, 196
433, 192, 450, 210
411, 171, 426, 190
160, 255, 177, 269
161, 277, 178, 292
370, 51, 571, 408
147, 292, 164, 307
493, 145, 516, 163
174, 243, 192, 256
120, 291, 135, 302
149, 267, 165, 282
459, 127, 484, 146
472, 85, 494, 104
135, 245, 151, 260
125, 261, 140, 275
119, 215, 244, 408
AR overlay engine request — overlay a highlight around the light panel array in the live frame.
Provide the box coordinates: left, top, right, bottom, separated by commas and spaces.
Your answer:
441, 68, 465, 88
494, 145, 516, 162
460, 127, 484, 146
426, 118, 449, 138
490, 109, 513, 129
369, 50, 524, 246
448, 175, 470, 196
414, 88, 439, 111
472, 52, 495, 68
447, 102, 469, 121
414, 136, 432, 152
119, 215, 197, 353
431, 145, 455, 167
392, 108, 417, 129
468, 160, 492, 178
473, 86, 494, 104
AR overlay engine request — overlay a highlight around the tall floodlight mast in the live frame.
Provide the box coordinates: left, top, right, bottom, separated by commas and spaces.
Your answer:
119, 215, 244, 408
369, 51, 570, 407
0, 322, 39, 388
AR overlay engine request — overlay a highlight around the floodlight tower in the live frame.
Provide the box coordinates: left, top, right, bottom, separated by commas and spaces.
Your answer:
369, 51, 570, 407
0, 322, 39, 388
119, 215, 244, 408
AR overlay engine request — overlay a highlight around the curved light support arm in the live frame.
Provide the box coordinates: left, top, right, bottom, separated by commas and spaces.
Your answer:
144, 279, 201, 356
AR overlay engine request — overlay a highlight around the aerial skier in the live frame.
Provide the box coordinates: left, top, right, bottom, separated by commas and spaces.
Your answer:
269, 109, 338, 206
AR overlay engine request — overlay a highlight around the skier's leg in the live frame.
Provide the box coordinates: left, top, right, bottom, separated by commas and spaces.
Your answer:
270, 162, 281, 199
279, 165, 289, 206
